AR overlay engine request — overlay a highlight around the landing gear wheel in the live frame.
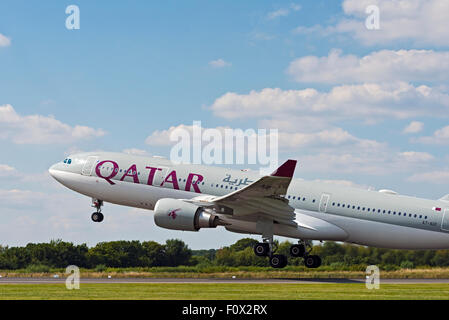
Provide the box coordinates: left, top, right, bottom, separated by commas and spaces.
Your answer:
290, 244, 306, 257
254, 243, 270, 257
304, 255, 321, 268
270, 254, 288, 268
91, 212, 104, 223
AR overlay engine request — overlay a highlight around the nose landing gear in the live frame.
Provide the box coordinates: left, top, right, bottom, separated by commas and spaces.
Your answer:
91, 199, 104, 223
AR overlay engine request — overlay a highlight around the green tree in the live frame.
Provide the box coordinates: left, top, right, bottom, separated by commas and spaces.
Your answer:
164, 239, 192, 266
140, 241, 166, 266
229, 238, 259, 252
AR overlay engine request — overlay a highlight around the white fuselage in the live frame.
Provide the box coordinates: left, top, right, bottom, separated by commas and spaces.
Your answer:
49, 152, 449, 250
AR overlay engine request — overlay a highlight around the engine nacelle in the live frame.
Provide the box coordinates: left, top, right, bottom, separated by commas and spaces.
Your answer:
154, 198, 219, 231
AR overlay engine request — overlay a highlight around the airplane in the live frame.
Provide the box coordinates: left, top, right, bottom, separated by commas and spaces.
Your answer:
49, 152, 449, 269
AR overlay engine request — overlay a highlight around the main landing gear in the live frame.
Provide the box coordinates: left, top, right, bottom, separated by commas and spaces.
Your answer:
254, 241, 288, 268
254, 239, 321, 269
91, 199, 104, 223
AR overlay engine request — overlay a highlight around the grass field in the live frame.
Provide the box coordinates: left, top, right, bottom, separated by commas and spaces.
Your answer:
5, 267, 449, 279
1, 283, 449, 299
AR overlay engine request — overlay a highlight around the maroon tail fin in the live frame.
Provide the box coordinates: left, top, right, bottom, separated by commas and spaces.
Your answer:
270, 160, 297, 178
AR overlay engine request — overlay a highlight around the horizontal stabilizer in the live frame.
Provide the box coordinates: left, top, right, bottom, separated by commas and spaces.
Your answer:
439, 194, 449, 202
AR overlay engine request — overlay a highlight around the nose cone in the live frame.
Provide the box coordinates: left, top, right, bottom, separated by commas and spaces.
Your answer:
49, 163, 63, 182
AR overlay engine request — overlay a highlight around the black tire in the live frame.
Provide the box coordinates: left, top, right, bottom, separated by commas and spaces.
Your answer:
313, 255, 322, 268
270, 254, 288, 268
289, 244, 305, 257
280, 255, 288, 268
304, 255, 321, 268
254, 243, 270, 257
91, 212, 104, 223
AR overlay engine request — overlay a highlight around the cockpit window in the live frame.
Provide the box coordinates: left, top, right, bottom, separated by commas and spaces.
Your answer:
64, 158, 72, 164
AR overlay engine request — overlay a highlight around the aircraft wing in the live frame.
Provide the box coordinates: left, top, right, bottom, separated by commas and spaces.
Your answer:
189, 160, 298, 227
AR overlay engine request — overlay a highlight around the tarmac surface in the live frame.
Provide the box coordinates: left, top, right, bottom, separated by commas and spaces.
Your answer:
1, 277, 449, 284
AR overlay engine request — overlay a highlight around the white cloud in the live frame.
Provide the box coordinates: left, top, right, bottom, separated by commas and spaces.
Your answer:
414, 125, 449, 144
250, 32, 276, 41
146, 124, 382, 151
143, 122, 437, 177
267, 8, 290, 20
0, 164, 17, 177
0, 104, 106, 144
408, 170, 449, 184
146, 123, 200, 146
0, 33, 11, 47
403, 121, 424, 134
287, 49, 449, 84
298, 0, 449, 46
123, 148, 150, 156
278, 128, 380, 149
0, 189, 47, 208
398, 151, 434, 162
267, 4, 301, 20
209, 59, 232, 68
297, 148, 434, 176
209, 83, 449, 121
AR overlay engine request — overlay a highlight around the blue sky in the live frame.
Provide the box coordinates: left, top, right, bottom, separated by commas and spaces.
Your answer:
1, 0, 449, 249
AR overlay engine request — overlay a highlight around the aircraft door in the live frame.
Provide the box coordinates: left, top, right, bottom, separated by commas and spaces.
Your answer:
319, 193, 331, 213
441, 209, 449, 232
82, 156, 98, 176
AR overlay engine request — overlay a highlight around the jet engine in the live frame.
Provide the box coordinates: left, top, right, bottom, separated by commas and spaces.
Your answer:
154, 198, 220, 231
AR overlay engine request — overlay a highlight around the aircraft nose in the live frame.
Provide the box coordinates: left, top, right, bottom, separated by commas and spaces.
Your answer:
48, 163, 62, 180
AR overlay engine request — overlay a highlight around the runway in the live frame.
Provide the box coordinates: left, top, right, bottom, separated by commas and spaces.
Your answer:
1, 277, 449, 284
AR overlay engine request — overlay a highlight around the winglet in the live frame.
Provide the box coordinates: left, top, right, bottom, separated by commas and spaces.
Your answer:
270, 160, 297, 178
